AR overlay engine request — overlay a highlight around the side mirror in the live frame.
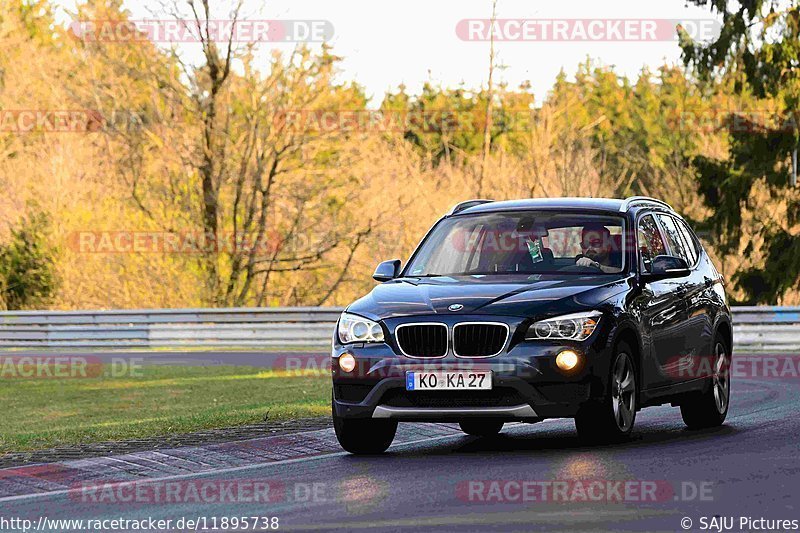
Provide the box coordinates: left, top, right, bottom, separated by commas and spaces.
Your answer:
643, 255, 690, 281
373, 259, 401, 282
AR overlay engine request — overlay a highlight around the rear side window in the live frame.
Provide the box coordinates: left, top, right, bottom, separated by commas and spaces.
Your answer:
657, 214, 692, 265
675, 219, 700, 265
637, 215, 667, 273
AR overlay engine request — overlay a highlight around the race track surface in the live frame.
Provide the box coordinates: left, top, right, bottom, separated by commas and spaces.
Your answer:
0, 370, 797, 532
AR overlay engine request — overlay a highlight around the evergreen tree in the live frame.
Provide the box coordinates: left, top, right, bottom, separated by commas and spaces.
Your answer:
681, 0, 800, 303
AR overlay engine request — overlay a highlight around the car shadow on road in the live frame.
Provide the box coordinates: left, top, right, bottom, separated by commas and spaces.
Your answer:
388, 417, 741, 458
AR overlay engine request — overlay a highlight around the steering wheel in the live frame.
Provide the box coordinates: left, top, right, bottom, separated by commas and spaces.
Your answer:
560, 262, 603, 273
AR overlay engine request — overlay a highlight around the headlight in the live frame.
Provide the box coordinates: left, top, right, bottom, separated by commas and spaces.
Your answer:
526, 310, 602, 341
337, 312, 385, 344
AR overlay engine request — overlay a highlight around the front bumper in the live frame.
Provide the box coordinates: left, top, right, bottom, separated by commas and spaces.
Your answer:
372, 404, 538, 420
332, 329, 613, 421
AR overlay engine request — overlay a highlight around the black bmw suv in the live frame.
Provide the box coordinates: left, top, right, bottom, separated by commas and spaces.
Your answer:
331, 197, 732, 454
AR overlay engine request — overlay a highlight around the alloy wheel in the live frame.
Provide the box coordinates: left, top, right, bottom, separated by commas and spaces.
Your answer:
712, 342, 730, 414
611, 353, 636, 431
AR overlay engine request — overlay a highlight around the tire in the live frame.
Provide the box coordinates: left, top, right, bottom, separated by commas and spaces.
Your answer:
575, 343, 637, 443
680, 337, 730, 429
459, 419, 504, 437
332, 401, 397, 454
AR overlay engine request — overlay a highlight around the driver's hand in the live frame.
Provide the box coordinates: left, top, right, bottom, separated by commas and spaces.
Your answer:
576, 257, 598, 268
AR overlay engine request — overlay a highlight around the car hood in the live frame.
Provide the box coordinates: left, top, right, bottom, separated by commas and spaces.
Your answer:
346, 274, 632, 320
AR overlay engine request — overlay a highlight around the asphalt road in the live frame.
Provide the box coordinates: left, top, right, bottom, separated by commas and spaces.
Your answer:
1, 373, 798, 532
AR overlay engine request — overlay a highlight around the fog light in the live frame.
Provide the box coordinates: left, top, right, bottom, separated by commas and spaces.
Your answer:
339, 353, 356, 373
556, 350, 580, 372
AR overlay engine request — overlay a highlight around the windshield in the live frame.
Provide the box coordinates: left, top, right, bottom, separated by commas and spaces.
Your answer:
404, 211, 627, 277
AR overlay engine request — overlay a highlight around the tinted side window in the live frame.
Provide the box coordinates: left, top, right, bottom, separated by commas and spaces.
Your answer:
656, 214, 691, 264
638, 214, 667, 273
675, 219, 700, 265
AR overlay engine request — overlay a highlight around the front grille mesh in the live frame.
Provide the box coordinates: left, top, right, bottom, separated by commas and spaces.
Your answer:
453, 323, 507, 357
396, 324, 447, 357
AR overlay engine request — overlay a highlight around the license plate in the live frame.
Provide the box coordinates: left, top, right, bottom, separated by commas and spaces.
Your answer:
405, 371, 492, 391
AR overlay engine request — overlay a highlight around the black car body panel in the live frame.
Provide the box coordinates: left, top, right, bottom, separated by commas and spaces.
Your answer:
346, 274, 632, 320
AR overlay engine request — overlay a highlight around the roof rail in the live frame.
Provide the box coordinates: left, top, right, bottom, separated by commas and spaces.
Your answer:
448, 199, 494, 215
619, 196, 673, 212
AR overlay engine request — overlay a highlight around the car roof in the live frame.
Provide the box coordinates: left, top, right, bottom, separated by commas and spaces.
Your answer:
452, 197, 673, 216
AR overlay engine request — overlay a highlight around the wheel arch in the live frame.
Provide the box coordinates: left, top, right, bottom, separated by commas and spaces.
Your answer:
612, 324, 642, 360
715, 319, 733, 354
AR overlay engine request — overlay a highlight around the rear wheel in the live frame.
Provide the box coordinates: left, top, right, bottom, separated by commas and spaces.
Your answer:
459, 419, 504, 437
332, 401, 397, 454
680, 338, 730, 429
575, 344, 637, 443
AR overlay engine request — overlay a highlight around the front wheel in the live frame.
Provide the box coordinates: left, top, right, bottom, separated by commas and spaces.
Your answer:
332, 403, 397, 454
459, 419, 504, 437
575, 345, 637, 443
680, 338, 730, 429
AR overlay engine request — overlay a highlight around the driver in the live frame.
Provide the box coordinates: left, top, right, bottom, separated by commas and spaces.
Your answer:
576, 224, 618, 273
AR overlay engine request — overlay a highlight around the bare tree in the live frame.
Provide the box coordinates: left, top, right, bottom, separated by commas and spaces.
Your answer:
478, 0, 498, 197
81, 0, 371, 306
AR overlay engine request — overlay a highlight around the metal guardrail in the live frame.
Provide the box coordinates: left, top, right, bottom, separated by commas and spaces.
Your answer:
0, 306, 795, 352
730, 306, 800, 353
0, 307, 344, 348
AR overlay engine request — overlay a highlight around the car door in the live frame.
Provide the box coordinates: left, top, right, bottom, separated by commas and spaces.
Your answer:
655, 213, 706, 382
634, 213, 690, 389
673, 216, 715, 370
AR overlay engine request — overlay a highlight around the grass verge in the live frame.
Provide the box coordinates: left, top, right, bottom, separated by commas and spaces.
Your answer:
0, 365, 331, 453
